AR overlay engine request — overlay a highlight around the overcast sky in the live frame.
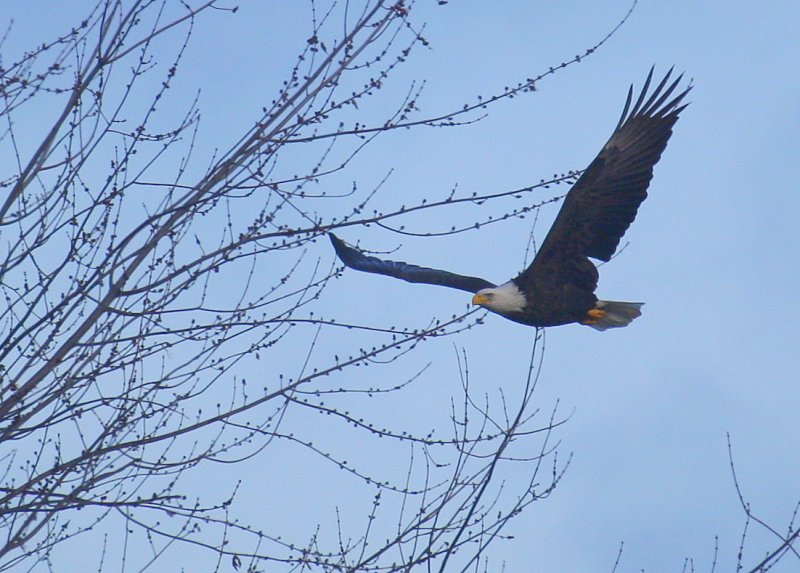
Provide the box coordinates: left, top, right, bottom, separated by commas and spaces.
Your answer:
3, 1, 800, 572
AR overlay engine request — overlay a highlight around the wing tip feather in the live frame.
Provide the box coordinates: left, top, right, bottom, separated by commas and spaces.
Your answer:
620, 66, 693, 127
329, 233, 362, 269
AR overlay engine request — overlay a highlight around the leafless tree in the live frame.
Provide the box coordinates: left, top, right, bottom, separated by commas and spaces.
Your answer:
725, 435, 800, 573
0, 1, 616, 571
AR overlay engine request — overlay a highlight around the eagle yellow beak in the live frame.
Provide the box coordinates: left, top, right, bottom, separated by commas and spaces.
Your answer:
472, 293, 490, 306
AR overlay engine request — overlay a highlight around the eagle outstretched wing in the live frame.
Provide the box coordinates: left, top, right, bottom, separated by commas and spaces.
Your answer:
517, 67, 691, 293
329, 234, 495, 294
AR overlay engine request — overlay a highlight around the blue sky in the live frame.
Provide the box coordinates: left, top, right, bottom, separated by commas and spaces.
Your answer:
3, 1, 800, 571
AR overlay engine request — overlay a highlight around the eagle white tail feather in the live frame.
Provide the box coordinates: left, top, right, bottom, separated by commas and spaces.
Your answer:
588, 301, 644, 331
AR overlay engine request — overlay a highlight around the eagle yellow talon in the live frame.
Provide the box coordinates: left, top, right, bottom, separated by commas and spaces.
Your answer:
582, 308, 608, 324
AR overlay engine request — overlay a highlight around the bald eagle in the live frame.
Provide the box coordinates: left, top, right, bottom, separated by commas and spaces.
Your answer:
329, 68, 691, 330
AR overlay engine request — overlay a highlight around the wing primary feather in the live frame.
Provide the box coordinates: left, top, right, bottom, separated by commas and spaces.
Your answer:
615, 86, 635, 130
329, 234, 495, 294
628, 66, 657, 118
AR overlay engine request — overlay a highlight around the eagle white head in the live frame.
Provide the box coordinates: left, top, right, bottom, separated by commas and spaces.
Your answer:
471, 281, 527, 314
